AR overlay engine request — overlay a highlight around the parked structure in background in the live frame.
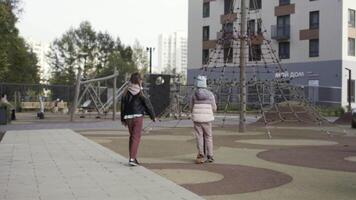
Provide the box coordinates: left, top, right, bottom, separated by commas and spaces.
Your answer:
188, 0, 356, 107
157, 31, 188, 77
27, 39, 51, 83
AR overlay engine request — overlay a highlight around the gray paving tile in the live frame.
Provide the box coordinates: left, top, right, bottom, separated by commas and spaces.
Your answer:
0, 129, 204, 200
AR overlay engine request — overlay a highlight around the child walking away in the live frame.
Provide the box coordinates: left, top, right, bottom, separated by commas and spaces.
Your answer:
190, 75, 217, 164
121, 72, 156, 166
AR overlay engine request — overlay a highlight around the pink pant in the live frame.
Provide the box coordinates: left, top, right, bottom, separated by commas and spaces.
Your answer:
193, 122, 213, 156
126, 117, 144, 159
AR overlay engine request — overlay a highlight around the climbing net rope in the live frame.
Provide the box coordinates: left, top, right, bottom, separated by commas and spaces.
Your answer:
154, 0, 347, 137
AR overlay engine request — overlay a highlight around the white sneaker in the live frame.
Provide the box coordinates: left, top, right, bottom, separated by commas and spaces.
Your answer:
128, 158, 138, 166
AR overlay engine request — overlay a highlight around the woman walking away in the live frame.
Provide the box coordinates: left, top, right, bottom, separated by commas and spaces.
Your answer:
121, 72, 155, 166
190, 75, 217, 164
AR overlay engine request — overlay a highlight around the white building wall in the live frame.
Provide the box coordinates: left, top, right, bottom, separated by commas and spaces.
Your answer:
286, 0, 341, 63
188, 0, 351, 106
188, 0, 203, 70
158, 32, 187, 75
157, 34, 169, 73
27, 39, 51, 83
174, 32, 188, 75
342, 0, 356, 107
189, 0, 343, 69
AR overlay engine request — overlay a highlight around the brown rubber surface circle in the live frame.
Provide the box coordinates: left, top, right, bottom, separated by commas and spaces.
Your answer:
143, 163, 292, 196
258, 145, 356, 172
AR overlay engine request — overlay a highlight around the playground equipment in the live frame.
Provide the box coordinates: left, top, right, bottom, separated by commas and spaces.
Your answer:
70, 68, 127, 121
147, 0, 348, 138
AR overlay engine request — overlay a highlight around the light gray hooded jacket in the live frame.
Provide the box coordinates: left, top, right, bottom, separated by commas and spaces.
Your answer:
190, 88, 217, 123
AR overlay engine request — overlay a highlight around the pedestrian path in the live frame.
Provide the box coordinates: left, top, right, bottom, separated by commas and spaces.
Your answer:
0, 129, 204, 200
0, 116, 259, 132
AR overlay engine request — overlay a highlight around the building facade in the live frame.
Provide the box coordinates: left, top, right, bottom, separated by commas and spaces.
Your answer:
27, 39, 51, 83
157, 32, 188, 76
188, 0, 356, 107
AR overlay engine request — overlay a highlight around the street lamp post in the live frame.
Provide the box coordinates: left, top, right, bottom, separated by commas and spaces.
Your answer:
146, 47, 154, 74
345, 68, 352, 111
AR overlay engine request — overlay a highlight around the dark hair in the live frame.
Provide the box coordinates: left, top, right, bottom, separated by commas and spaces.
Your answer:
124, 72, 144, 97
130, 72, 142, 85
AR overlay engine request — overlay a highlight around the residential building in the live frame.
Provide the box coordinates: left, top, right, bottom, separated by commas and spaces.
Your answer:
188, 0, 356, 107
27, 39, 51, 83
157, 32, 188, 76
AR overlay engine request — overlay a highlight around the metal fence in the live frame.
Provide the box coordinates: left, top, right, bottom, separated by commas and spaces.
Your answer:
176, 84, 342, 113
0, 83, 75, 103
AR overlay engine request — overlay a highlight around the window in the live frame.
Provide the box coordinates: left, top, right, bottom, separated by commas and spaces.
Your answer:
249, 45, 262, 61
224, 47, 233, 63
203, 26, 209, 41
309, 39, 319, 57
203, 2, 210, 18
349, 38, 355, 56
224, 0, 234, 14
277, 15, 290, 37
349, 9, 355, 28
257, 19, 262, 34
309, 11, 319, 29
223, 23, 234, 39
279, 42, 290, 59
223, 23, 234, 33
202, 49, 210, 65
248, 20, 256, 35
348, 79, 355, 103
279, 0, 290, 6
249, 0, 261, 10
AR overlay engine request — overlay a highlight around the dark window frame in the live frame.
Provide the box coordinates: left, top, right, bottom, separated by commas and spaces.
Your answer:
309, 11, 320, 29
309, 39, 319, 57
279, 0, 290, 6
349, 38, 355, 56
276, 15, 291, 38
224, 0, 234, 14
203, 2, 210, 18
279, 42, 290, 59
349, 9, 356, 28
249, 0, 262, 10
224, 47, 233, 63
249, 45, 262, 61
202, 49, 210, 65
248, 19, 256, 35
203, 26, 210, 41
348, 79, 355, 103
257, 18, 262, 34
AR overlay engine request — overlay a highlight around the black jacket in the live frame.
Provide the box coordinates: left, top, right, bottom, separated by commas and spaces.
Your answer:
120, 91, 155, 122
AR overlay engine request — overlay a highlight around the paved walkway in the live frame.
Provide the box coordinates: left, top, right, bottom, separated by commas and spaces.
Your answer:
0, 114, 260, 132
0, 129, 203, 200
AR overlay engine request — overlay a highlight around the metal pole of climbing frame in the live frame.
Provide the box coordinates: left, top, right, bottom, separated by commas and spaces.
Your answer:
70, 68, 82, 122
112, 68, 118, 120
239, 0, 247, 133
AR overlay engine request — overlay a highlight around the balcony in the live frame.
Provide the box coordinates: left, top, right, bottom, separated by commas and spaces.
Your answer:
300, 29, 319, 40
275, 4, 295, 16
203, 40, 217, 49
271, 25, 290, 41
220, 13, 238, 24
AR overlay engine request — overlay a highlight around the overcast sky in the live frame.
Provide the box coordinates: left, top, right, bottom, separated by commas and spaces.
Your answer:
16, 0, 188, 47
